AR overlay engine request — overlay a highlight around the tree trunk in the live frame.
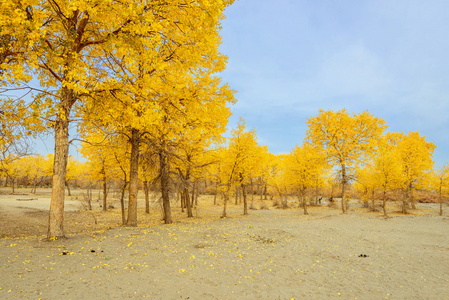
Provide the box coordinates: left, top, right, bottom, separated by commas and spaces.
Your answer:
181, 190, 185, 212
102, 174, 107, 212
65, 180, 71, 196
120, 181, 128, 225
402, 188, 408, 214
195, 180, 199, 206
127, 128, 139, 226
11, 177, 15, 194
214, 182, 217, 205
144, 181, 150, 214
341, 164, 347, 213
222, 184, 230, 218
302, 194, 309, 215
382, 190, 387, 217
242, 183, 248, 215
184, 187, 193, 217
32, 177, 37, 194
410, 184, 416, 209
48, 96, 71, 239
159, 150, 172, 224
263, 183, 267, 200
439, 186, 443, 216
191, 182, 195, 208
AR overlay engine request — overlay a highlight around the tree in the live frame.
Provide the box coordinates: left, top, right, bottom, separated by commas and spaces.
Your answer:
219, 119, 263, 217
306, 109, 387, 213
267, 154, 290, 209
355, 163, 377, 211
287, 144, 327, 215
432, 164, 449, 216
395, 131, 435, 213
371, 132, 403, 216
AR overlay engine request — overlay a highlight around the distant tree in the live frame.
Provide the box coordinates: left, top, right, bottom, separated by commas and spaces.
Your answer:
431, 164, 449, 216
395, 131, 435, 213
306, 109, 387, 213
286, 144, 327, 215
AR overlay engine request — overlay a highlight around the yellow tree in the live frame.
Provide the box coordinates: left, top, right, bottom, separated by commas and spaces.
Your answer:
306, 109, 387, 213
219, 119, 263, 216
81, 129, 129, 221
431, 164, 449, 216
267, 154, 290, 209
65, 156, 82, 196
287, 144, 327, 215
395, 131, 435, 213
371, 132, 403, 216
354, 163, 377, 211
20, 154, 46, 193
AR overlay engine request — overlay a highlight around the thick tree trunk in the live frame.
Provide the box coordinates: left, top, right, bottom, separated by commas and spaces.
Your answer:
48, 100, 70, 238
159, 150, 172, 224
127, 128, 139, 226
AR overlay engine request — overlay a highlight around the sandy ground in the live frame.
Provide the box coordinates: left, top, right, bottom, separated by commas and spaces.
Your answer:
1, 188, 449, 299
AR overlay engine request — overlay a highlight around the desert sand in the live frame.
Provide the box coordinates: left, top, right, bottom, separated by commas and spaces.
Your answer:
1, 188, 448, 299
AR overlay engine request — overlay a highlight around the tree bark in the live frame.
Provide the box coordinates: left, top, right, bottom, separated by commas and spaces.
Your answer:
410, 184, 416, 209
102, 174, 107, 212
65, 180, 71, 196
191, 182, 195, 208
159, 150, 172, 224
222, 184, 230, 218
144, 180, 150, 214
242, 183, 248, 215
302, 194, 309, 215
48, 97, 71, 238
127, 128, 140, 226
184, 187, 193, 217
341, 164, 347, 213
120, 181, 128, 225
382, 190, 387, 217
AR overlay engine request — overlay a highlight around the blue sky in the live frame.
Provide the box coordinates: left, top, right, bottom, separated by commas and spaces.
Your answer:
219, 0, 449, 166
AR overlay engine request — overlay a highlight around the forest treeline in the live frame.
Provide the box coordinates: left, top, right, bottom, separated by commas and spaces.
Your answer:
1, 1, 448, 239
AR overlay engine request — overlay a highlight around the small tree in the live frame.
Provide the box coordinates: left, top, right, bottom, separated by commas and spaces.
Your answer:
431, 164, 449, 216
